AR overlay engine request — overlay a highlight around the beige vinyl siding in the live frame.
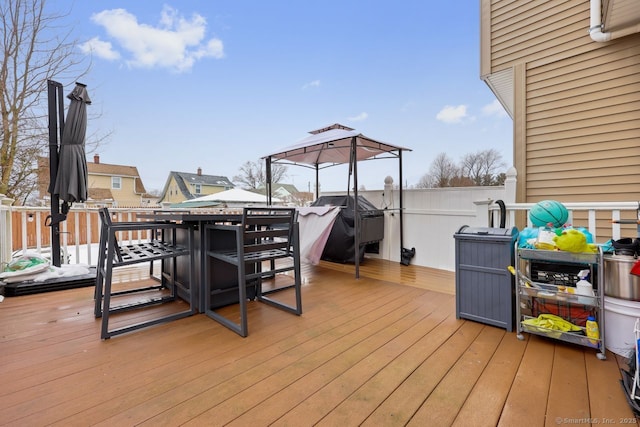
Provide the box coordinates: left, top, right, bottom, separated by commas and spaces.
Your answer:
490, 0, 593, 72
525, 34, 640, 202
485, 0, 640, 204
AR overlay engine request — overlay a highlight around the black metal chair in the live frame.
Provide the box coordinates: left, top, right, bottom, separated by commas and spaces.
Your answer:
203, 207, 302, 337
94, 208, 196, 339
148, 209, 191, 281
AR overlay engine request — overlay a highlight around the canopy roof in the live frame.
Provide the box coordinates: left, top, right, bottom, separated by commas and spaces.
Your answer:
263, 124, 411, 168
183, 188, 282, 204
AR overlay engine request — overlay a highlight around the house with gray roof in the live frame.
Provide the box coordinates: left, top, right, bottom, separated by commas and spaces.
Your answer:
158, 167, 234, 204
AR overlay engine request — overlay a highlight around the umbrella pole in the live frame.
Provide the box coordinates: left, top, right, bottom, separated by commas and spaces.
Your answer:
47, 80, 64, 267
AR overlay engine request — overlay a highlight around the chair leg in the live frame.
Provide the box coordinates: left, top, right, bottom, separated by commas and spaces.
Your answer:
100, 226, 196, 340
256, 224, 303, 316
94, 222, 108, 318
293, 224, 303, 314
100, 232, 117, 339
204, 226, 249, 337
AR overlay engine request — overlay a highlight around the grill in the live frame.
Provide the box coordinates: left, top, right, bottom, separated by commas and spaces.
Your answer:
311, 195, 384, 263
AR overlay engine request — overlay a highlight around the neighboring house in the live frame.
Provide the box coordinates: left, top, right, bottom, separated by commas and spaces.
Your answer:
158, 168, 234, 204
271, 183, 299, 201
86, 155, 151, 206
37, 155, 153, 207
480, 0, 640, 204
255, 183, 314, 206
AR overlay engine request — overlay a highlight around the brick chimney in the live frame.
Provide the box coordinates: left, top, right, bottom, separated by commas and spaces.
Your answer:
197, 167, 202, 176
94, 154, 100, 164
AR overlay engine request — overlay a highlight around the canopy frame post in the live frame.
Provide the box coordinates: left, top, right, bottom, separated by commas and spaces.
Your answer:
315, 164, 319, 199
266, 157, 272, 205
399, 150, 404, 257
351, 137, 360, 279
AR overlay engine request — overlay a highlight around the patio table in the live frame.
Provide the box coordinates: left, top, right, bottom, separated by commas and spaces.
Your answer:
138, 209, 338, 313
137, 212, 243, 313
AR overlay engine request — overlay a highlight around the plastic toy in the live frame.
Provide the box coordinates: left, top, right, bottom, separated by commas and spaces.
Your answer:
553, 228, 598, 253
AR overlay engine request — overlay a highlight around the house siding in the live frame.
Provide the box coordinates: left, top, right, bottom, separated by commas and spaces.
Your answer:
484, 0, 640, 204
162, 176, 185, 204
88, 174, 142, 206
526, 34, 640, 202
489, 1, 592, 72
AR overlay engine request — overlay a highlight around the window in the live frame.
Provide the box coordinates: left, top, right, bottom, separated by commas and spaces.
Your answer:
194, 184, 201, 194
112, 176, 121, 190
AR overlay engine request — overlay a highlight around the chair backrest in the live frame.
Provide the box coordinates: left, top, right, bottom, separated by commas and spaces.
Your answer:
242, 207, 297, 258
98, 207, 113, 227
98, 207, 125, 263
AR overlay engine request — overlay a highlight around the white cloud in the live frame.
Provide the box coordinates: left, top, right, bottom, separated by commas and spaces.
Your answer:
348, 112, 368, 122
79, 37, 121, 60
482, 99, 509, 118
89, 6, 224, 73
302, 80, 320, 89
436, 105, 468, 124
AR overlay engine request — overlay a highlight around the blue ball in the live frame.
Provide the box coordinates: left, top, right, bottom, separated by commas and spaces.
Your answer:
529, 200, 568, 228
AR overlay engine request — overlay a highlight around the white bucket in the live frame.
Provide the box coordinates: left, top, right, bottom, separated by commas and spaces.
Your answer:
604, 296, 640, 357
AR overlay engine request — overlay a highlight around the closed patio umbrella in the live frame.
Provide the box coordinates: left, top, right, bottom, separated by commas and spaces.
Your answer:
51, 83, 91, 206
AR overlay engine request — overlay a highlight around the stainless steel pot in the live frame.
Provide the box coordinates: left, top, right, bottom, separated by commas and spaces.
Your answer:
604, 255, 640, 301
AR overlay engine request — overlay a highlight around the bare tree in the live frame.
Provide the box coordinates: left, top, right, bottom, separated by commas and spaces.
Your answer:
233, 160, 287, 189
460, 149, 505, 185
415, 173, 434, 189
428, 152, 459, 188
0, 0, 89, 203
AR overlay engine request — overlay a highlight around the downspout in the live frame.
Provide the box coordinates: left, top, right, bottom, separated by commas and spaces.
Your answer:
589, 0, 640, 42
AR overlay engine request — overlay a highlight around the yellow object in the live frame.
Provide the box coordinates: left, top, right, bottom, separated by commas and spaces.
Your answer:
522, 314, 582, 338
536, 228, 557, 250
553, 229, 598, 253
534, 241, 556, 250
586, 317, 600, 346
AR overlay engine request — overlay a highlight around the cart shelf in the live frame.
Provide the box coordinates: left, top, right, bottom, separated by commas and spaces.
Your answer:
515, 244, 606, 360
517, 248, 599, 265
520, 316, 600, 349
517, 278, 600, 307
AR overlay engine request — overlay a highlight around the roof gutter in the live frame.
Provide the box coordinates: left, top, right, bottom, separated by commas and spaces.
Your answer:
590, 0, 640, 42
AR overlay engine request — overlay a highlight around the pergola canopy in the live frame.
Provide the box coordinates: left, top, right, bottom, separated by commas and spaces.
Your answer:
262, 124, 412, 278
263, 124, 411, 168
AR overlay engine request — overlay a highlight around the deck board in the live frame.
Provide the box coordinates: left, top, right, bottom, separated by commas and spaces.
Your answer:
0, 258, 637, 426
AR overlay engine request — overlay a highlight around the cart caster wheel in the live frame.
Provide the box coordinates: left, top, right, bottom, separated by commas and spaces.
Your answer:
517, 333, 524, 341
597, 352, 606, 360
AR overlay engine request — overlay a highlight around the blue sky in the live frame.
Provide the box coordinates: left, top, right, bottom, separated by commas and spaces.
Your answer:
60, 1, 512, 193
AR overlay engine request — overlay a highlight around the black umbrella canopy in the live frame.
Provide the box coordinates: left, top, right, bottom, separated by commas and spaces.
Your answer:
51, 83, 91, 204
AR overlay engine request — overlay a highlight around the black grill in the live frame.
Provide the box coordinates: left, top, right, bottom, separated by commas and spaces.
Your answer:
311, 195, 384, 263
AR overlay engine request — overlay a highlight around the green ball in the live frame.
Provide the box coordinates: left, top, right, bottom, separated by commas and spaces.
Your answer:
529, 200, 568, 228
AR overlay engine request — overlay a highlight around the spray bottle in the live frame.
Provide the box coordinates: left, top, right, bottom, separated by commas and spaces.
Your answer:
575, 269, 595, 304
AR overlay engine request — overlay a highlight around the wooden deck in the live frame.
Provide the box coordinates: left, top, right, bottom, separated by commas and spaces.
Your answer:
1, 258, 638, 426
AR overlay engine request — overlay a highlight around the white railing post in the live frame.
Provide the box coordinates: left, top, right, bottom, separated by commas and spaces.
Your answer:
588, 209, 597, 240
0, 194, 15, 265
504, 167, 517, 226
612, 210, 621, 240
474, 199, 492, 226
